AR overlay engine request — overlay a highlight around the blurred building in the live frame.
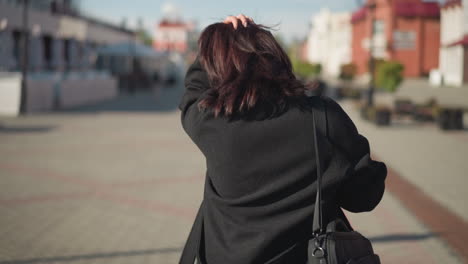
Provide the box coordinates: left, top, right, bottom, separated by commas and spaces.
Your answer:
0, 0, 136, 72
0, 0, 138, 115
153, 20, 190, 53
306, 9, 352, 78
437, 0, 468, 86
351, 0, 440, 77
153, 3, 196, 54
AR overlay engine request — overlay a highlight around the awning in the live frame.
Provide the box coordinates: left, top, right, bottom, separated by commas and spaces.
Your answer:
447, 35, 468, 47
96, 42, 166, 58
394, 2, 440, 18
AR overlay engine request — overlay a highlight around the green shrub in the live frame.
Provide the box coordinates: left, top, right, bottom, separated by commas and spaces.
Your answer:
375, 60, 404, 93
292, 61, 322, 79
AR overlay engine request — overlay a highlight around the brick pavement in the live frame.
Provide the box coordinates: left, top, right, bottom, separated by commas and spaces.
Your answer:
339, 98, 468, 263
0, 87, 463, 263
340, 99, 468, 223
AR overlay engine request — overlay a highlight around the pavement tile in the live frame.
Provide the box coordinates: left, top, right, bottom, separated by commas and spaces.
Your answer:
0, 89, 464, 263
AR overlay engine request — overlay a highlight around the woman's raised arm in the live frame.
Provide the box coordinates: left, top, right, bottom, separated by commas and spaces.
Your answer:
178, 56, 211, 136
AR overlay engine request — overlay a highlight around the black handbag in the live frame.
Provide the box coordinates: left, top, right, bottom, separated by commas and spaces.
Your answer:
307, 109, 381, 264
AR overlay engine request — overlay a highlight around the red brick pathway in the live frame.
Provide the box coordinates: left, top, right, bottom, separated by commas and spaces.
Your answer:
386, 166, 468, 263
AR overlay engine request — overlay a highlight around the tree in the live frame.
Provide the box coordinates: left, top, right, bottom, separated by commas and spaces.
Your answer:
292, 61, 321, 79
375, 60, 404, 92
135, 17, 153, 47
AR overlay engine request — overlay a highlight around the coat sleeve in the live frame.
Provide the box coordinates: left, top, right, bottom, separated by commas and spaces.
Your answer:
323, 97, 387, 213
178, 56, 211, 137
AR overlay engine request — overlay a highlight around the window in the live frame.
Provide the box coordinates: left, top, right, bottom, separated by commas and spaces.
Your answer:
12, 30, 22, 70
63, 38, 70, 70
373, 20, 385, 34
42, 35, 52, 70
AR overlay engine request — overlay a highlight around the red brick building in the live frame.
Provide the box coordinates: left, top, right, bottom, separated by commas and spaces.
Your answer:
351, 0, 440, 77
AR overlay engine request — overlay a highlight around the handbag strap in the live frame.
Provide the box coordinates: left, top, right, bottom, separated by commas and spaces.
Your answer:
310, 98, 354, 236
312, 109, 324, 236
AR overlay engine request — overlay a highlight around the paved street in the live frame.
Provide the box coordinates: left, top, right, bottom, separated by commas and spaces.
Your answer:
341, 99, 468, 222
0, 84, 464, 263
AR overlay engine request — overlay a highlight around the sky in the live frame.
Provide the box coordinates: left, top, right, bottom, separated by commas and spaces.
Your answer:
79, 0, 360, 43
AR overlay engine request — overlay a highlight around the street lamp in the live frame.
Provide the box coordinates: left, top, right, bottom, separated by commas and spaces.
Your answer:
0, 19, 9, 71
366, 0, 377, 107
19, 0, 30, 114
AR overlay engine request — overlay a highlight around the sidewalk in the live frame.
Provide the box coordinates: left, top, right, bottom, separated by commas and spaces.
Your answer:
340, 99, 468, 222
340, 99, 468, 263
346, 192, 461, 263
0, 88, 465, 263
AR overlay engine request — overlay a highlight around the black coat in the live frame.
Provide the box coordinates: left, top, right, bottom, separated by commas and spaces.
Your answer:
178, 58, 387, 264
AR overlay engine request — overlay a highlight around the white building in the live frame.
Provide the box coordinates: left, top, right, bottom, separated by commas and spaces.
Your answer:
153, 20, 189, 53
438, 0, 468, 87
306, 9, 352, 78
153, 3, 193, 53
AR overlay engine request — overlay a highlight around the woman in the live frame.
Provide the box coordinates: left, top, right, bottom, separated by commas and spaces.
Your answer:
178, 15, 387, 264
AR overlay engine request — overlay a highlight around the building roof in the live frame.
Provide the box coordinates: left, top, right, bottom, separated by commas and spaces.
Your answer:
158, 20, 188, 29
351, 7, 367, 24
351, 1, 440, 24
83, 16, 135, 35
441, 0, 462, 9
394, 2, 440, 18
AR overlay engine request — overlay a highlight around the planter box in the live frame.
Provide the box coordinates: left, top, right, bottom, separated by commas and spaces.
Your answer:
360, 106, 369, 120
0, 73, 21, 116
360, 105, 392, 126
438, 108, 464, 130
25, 78, 55, 112
394, 99, 415, 115
375, 109, 392, 126
59, 73, 118, 108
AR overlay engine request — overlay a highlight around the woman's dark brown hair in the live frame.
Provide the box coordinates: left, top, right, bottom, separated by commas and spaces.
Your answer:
197, 22, 308, 118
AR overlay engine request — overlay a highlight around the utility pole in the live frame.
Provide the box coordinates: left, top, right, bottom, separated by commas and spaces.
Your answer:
19, 0, 29, 114
129, 29, 136, 94
367, 0, 377, 107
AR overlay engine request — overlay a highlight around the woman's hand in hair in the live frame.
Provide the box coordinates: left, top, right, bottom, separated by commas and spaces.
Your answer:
223, 14, 254, 29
